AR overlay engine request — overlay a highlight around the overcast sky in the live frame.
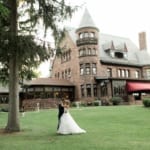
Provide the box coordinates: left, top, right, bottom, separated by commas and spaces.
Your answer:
38, 0, 150, 77
65, 0, 150, 48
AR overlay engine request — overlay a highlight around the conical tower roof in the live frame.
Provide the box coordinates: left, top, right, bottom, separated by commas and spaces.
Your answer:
77, 8, 98, 31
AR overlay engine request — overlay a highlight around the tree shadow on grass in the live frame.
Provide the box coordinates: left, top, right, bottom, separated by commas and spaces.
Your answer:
0, 128, 25, 136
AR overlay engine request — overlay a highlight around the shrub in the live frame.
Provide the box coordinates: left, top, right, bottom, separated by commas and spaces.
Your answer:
87, 101, 93, 106
71, 101, 81, 107
71, 102, 77, 107
93, 100, 101, 106
101, 99, 110, 106
143, 98, 150, 107
1, 108, 9, 112
111, 96, 122, 105
0, 104, 9, 112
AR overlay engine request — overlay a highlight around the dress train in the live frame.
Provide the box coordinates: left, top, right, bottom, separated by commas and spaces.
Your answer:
57, 110, 86, 135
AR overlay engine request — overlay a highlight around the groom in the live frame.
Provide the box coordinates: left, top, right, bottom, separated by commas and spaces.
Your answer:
57, 99, 64, 130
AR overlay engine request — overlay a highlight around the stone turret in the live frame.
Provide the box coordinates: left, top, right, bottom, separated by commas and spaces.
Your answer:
75, 8, 101, 80
76, 8, 99, 47
77, 8, 99, 31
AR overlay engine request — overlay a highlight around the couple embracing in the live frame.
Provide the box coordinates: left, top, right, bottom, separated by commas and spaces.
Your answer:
57, 99, 86, 135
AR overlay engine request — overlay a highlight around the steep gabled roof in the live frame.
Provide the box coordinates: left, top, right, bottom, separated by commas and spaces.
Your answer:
66, 9, 150, 67
99, 33, 150, 66
67, 27, 150, 66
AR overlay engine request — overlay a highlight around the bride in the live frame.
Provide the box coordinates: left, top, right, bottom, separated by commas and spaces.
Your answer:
57, 99, 86, 135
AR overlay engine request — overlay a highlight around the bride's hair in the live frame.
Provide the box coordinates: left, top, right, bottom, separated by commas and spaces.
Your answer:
64, 99, 70, 108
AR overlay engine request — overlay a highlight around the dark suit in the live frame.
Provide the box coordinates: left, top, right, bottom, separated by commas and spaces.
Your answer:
57, 103, 64, 129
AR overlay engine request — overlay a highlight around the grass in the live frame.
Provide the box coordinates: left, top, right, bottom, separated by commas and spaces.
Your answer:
0, 105, 150, 150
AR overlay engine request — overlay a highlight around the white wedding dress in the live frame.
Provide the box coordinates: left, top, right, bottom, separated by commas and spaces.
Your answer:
57, 109, 86, 135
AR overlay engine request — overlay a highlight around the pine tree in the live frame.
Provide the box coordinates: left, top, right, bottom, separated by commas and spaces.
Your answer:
0, 0, 77, 132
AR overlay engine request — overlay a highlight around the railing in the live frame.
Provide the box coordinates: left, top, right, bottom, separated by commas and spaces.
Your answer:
76, 37, 98, 46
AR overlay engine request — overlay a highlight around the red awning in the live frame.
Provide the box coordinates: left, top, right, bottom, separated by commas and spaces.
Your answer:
126, 82, 150, 92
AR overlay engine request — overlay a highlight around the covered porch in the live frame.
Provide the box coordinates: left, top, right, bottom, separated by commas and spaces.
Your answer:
22, 78, 75, 110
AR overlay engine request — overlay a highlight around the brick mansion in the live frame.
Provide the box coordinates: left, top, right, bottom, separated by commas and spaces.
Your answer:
51, 8, 150, 104
1, 9, 150, 109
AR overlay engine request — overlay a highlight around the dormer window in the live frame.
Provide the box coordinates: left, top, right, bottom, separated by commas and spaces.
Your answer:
115, 52, 124, 58
103, 41, 128, 59
108, 50, 126, 59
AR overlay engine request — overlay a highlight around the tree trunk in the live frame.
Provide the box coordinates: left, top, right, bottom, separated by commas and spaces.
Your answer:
5, 0, 20, 132
5, 56, 20, 132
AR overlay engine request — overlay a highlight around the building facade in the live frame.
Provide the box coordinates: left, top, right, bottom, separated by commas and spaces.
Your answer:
1, 9, 150, 110
51, 9, 150, 104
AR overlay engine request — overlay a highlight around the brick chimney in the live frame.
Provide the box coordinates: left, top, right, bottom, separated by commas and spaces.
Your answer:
139, 32, 147, 50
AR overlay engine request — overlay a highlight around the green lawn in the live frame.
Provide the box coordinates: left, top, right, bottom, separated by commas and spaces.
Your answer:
0, 105, 150, 150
